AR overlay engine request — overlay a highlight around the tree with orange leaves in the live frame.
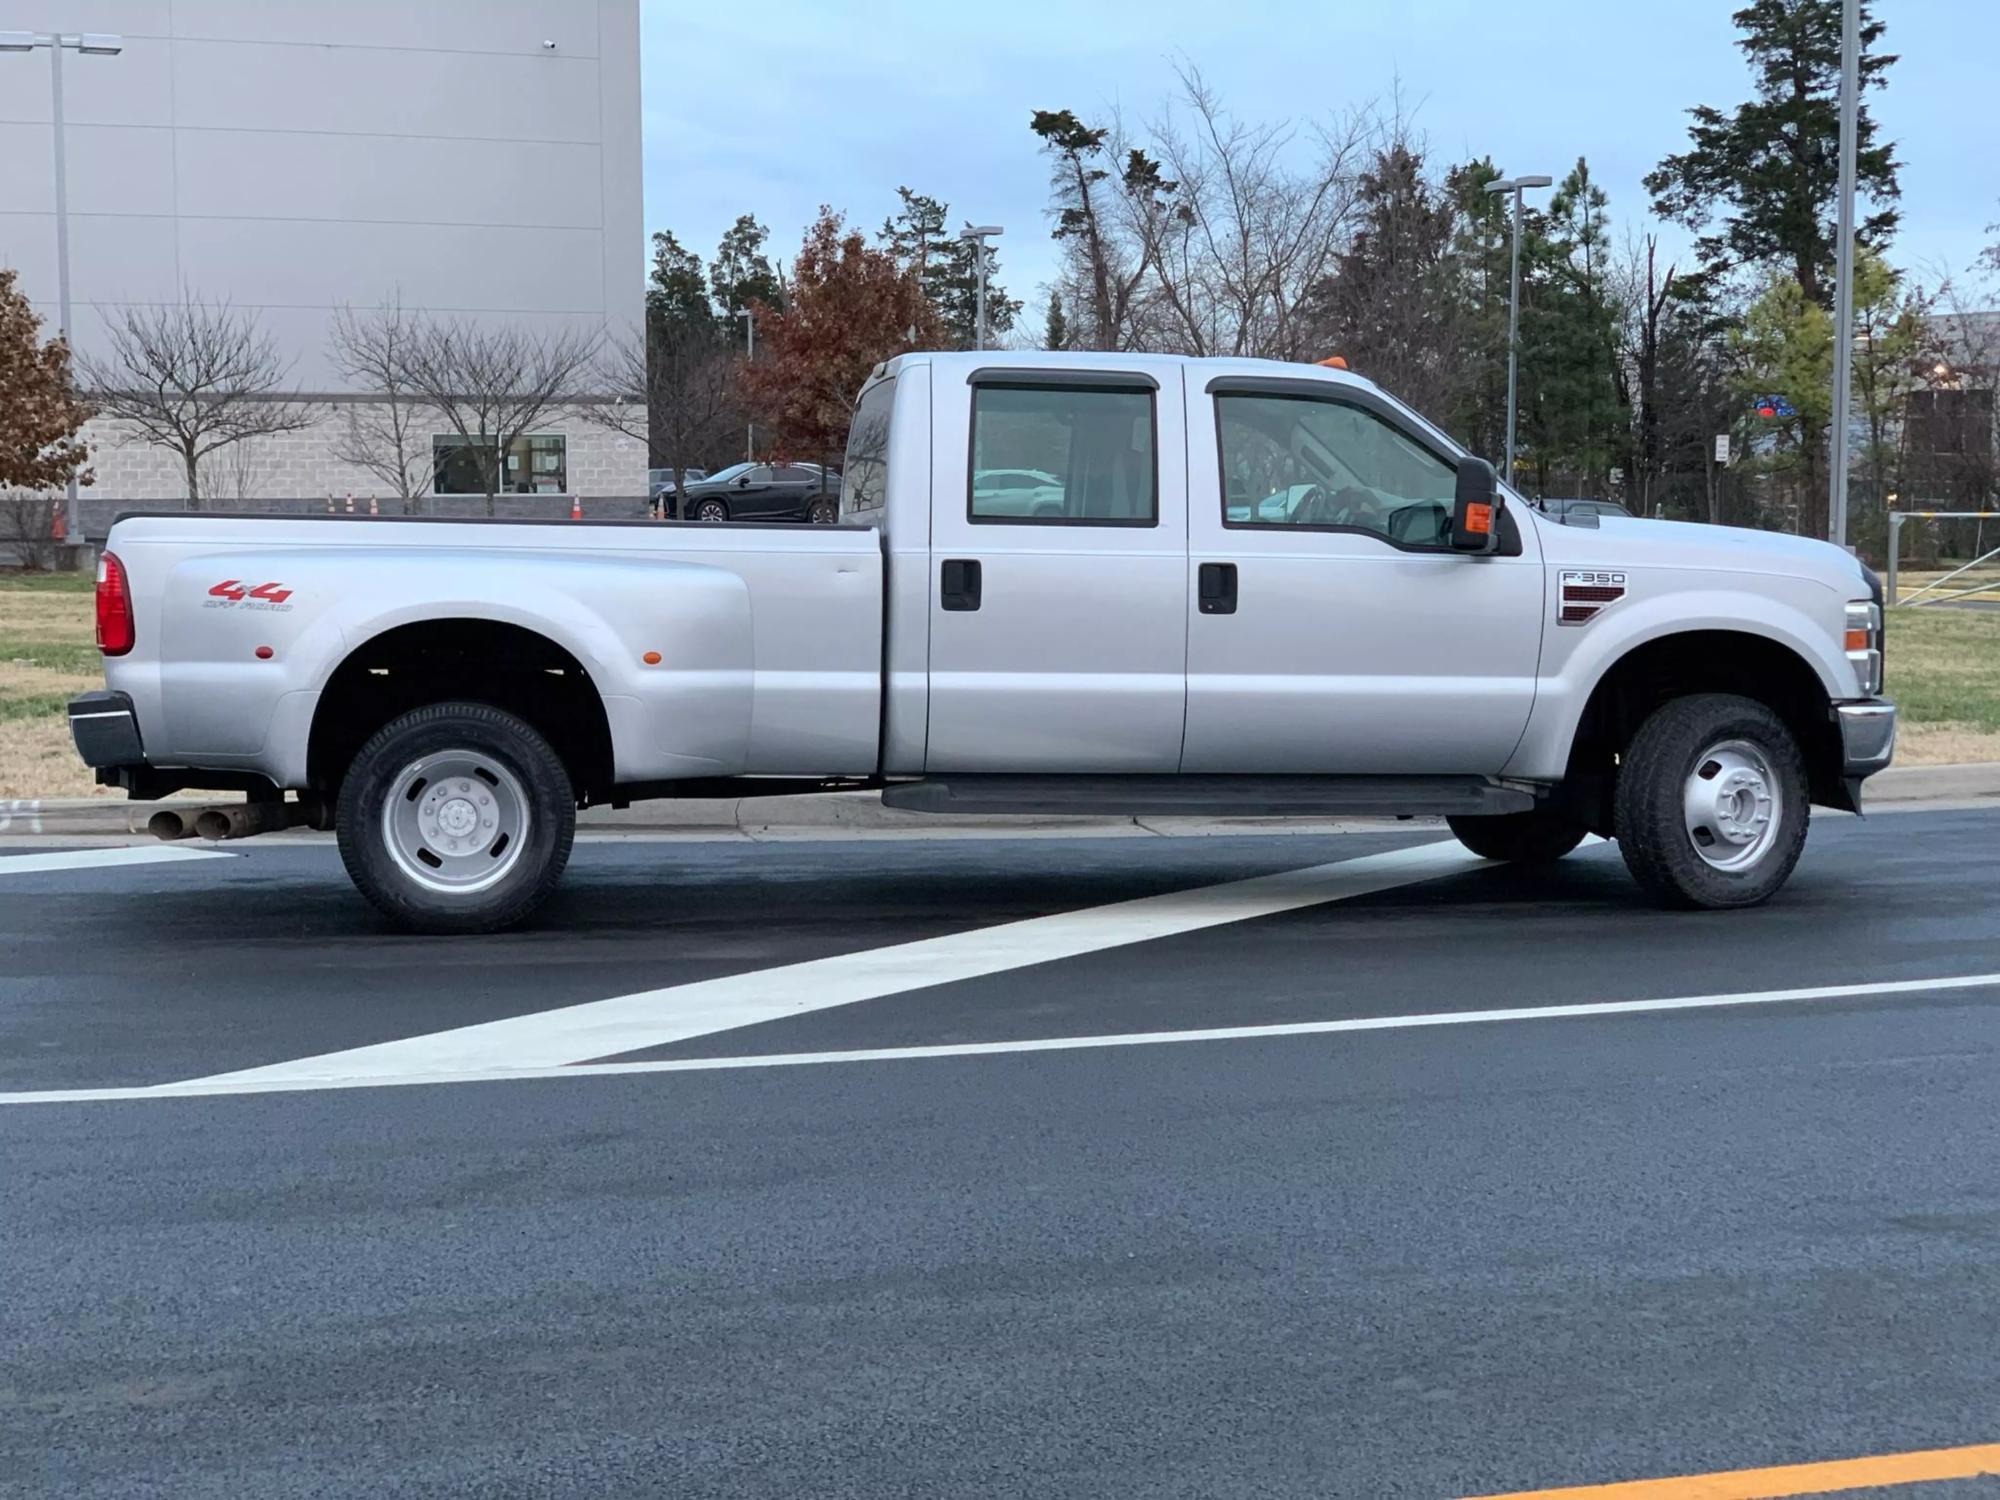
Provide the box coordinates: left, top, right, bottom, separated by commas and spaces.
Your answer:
0, 268, 92, 493
740, 208, 942, 485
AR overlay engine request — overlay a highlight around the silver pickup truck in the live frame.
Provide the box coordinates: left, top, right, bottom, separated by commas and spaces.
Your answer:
71, 350, 1895, 932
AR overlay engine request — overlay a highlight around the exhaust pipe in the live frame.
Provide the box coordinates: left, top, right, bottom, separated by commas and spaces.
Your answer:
146, 809, 198, 841
191, 797, 324, 842
147, 797, 326, 843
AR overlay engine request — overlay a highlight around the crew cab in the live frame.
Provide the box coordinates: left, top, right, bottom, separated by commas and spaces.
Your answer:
71, 350, 1896, 932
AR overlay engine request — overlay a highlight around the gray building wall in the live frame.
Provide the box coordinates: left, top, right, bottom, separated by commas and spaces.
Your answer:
0, 0, 645, 500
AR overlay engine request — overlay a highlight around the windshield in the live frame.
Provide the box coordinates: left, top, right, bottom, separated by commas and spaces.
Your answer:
703, 463, 752, 485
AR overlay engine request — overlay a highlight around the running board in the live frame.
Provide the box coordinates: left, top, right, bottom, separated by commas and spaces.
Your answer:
880, 775, 1537, 819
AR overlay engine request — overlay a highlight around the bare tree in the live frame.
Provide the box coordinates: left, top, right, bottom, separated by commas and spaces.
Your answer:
1033, 70, 1369, 358
396, 318, 600, 516
1129, 66, 1368, 359
81, 296, 310, 508
327, 298, 437, 512
581, 322, 733, 514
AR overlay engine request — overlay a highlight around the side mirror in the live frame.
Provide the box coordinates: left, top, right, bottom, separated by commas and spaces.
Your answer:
736, 474, 751, 487
1451, 458, 1501, 553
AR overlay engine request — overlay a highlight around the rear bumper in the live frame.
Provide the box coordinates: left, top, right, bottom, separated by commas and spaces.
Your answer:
68, 690, 143, 770
1836, 699, 1897, 779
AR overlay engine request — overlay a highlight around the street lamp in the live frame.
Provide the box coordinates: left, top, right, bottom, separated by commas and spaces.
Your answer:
1, 31, 123, 551
959, 225, 1003, 350
736, 306, 754, 463
1483, 173, 1552, 488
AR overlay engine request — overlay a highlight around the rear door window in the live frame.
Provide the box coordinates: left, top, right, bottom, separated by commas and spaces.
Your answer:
969, 384, 1156, 525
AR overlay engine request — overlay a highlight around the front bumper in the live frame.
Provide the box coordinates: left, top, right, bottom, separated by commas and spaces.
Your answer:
68, 690, 143, 770
1836, 698, 1897, 779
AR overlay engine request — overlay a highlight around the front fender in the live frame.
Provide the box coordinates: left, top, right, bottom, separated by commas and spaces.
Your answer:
1504, 583, 1849, 782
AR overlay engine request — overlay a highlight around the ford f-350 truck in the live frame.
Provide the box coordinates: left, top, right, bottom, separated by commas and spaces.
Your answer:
70, 351, 1895, 932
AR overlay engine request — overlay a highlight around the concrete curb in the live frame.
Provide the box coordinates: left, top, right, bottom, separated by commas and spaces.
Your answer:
6, 762, 1997, 840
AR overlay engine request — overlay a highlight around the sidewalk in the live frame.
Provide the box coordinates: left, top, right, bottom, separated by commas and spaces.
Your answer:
6, 762, 1996, 840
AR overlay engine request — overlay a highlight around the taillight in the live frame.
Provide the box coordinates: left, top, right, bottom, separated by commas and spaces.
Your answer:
96, 551, 134, 656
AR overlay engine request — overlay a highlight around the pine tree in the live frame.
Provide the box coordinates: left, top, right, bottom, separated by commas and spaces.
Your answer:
1044, 292, 1069, 352
710, 215, 783, 319
880, 188, 1019, 348
1645, 0, 1898, 307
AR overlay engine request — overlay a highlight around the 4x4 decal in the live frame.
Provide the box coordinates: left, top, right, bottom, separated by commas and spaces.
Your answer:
205, 580, 294, 610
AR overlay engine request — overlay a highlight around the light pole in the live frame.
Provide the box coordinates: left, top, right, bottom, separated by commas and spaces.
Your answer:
1827, 0, 1860, 549
0, 30, 123, 552
959, 225, 1003, 350
736, 306, 754, 463
1483, 173, 1551, 488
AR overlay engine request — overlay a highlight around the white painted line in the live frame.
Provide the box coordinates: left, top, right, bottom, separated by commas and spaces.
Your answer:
173, 838, 1493, 1089
0, 844, 234, 876
4, 970, 1996, 1107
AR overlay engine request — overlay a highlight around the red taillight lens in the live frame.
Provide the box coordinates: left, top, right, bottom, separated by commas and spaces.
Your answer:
96, 551, 134, 656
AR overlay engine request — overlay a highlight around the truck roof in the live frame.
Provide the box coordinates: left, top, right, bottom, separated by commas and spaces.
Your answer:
868, 348, 1381, 397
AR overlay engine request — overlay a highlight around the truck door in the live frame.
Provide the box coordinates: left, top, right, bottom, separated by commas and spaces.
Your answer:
1181, 375, 1543, 773
924, 367, 1189, 772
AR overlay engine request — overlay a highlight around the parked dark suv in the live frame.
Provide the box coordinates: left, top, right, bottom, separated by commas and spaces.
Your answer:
678, 463, 842, 523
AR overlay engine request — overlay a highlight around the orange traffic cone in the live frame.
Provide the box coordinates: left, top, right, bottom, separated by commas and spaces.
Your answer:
569, 497, 582, 521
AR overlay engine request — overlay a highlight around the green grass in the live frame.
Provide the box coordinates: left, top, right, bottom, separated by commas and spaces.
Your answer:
0, 639, 100, 675
0, 570, 94, 594
1885, 608, 2000, 731
0, 691, 74, 723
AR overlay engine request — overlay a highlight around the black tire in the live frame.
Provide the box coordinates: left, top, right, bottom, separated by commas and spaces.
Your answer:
692, 498, 730, 522
336, 701, 575, 934
1614, 693, 1808, 910
1446, 809, 1588, 864
807, 497, 839, 524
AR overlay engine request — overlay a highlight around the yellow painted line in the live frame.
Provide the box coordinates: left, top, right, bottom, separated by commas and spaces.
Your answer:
1464, 1440, 2000, 1499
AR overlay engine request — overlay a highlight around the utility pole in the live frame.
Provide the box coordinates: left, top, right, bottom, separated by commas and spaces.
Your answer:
736, 306, 755, 463
0, 30, 124, 553
1483, 174, 1551, 488
959, 225, 1003, 350
1828, 0, 1861, 549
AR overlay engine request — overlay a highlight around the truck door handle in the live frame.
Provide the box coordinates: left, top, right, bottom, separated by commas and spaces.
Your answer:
941, 558, 982, 612
1197, 561, 1237, 615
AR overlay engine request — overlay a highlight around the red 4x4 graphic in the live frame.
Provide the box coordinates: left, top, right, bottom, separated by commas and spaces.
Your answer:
206, 580, 294, 608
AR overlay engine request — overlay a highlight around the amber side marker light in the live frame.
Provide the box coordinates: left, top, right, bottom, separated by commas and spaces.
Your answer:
642, 651, 662, 665
1315, 355, 1348, 370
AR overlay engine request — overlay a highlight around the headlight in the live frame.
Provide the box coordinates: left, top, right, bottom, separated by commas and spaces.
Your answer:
1845, 599, 1883, 695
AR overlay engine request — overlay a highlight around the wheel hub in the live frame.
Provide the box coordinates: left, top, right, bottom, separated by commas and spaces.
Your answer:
382, 753, 530, 894
1682, 739, 1781, 871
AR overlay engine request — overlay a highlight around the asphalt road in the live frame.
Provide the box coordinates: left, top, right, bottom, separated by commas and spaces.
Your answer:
5, 810, 2000, 1497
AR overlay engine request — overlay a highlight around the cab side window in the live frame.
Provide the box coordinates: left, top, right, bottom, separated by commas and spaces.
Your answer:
970, 384, 1157, 525
1216, 392, 1458, 547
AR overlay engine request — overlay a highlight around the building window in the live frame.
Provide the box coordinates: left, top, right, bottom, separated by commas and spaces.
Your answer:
432, 434, 568, 494
968, 383, 1156, 525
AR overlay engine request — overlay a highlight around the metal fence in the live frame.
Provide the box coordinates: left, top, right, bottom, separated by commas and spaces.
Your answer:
2, 494, 656, 566
1885, 511, 2000, 607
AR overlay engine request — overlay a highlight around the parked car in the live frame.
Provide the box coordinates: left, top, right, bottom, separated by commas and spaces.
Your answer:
1536, 497, 1633, 524
73, 349, 1893, 932
678, 463, 841, 523
648, 467, 707, 505
972, 468, 1065, 517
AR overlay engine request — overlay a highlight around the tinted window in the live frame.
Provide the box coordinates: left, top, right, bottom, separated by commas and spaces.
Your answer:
1216, 393, 1457, 547
970, 384, 1156, 525
841, 379, 894, 516
776, 466, 817, 483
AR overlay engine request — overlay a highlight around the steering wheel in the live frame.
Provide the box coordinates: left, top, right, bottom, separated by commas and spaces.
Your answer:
1302, 485, 1382, 528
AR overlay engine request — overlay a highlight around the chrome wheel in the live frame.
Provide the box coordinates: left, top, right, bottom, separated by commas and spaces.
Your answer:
380, 749, 530, 896
1682, 738, 1781, 871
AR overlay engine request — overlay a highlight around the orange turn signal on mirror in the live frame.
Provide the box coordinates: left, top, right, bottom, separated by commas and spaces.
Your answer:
642, 650, 662, 665
1845, 629, 1871, 651
1464, 502, 1493, 534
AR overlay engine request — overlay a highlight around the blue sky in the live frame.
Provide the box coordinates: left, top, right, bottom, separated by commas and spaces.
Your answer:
642, 0, 2000, 316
